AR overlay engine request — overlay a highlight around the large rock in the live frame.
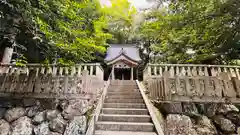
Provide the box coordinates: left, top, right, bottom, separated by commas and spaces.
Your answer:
165, 114, 197, 135
201, 103, 219, 117
49, 115, 67, 134
46, 110, 60, 121
62, 100, 91, 120
34, 122, 51, 135
4, 107, 25, 122
159, 103, 183, 115
213, 115, 236, 133
225, 111, 240, 126
64, 116, 87, 135
194, 116, 217, 135
51, 99, 61, 110
195, 103, 206, 115
50, 132, 62, 135
217, 104, 239, 114
197, 104, 239, 117
33, 111, 46, 124
34, 122, 62, 135
237, 127, 240, 134
59, 100, 69, 111
11, 116, 33, 135
0, 119, 10, 135
26, 106, 41, 118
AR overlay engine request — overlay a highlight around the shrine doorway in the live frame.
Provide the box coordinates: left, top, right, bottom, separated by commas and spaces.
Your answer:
114, 68, 131, 80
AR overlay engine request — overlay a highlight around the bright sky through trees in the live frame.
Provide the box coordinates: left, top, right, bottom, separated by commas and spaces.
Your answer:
100, 0, 151, 9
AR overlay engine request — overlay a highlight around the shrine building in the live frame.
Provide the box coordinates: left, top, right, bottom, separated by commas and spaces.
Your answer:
104, 44, 142, 80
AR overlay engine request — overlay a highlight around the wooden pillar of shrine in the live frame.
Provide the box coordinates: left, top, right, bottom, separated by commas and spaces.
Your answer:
112, 65, 115, 80
131, 67, 134, 80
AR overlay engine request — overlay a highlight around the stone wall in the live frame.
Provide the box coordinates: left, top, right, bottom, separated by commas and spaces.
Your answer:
0, 98, 94, 135
154, 102, 240, 135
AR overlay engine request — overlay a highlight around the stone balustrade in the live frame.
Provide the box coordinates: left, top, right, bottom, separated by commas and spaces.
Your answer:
147, 71, 240, 103
143, 64, 240, 80
0, 63, 104, 99
0, 63, 104, 80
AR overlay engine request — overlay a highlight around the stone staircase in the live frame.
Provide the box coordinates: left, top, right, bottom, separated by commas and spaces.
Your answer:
95, 80, 157, 135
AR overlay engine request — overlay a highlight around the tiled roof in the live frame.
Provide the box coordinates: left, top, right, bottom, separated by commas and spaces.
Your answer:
104, 44, 142, 62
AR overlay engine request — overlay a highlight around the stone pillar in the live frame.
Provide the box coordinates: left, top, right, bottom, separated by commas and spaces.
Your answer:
143, 65, 151, 81
0, 47, 13, 73
131, 67, 134, 80
112, 65, 115, 80
1, 47, 13, 63
96, 64, 104, 80
82, 70, 90, 93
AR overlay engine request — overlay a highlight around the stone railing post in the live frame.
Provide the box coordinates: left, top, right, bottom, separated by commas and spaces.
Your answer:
143, 64, 151, 81
82, 70, 90, 94
163, 71, 171, 101
95, 63, 104, 80
0, 47, 14, 73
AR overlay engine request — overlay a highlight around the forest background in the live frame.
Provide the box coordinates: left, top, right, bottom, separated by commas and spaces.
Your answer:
0, 0, 239, 66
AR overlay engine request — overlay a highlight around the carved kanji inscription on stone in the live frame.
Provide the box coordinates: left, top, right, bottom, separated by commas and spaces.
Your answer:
169, 79, 176, 95
178, 79, 186, 96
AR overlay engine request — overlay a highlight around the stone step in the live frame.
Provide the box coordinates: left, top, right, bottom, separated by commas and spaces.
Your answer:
107, 89, 139, 93
103, 103, 146, 109
110, 85, 137, 86
96, 121, 155, 132
109, 84, 137, 87
110, 81, 136, 85
102, 108, 149, 115
109, 87, 138, 89
106, 92, 141, 97
95, 130, 157, 135
99, 114, 151, 122
108, 88, 139, 90
105, 95, 142, 99
105, 97, 143, 101
105, 98, 144, 103
111, 80, 135, 82
110, 84, 137, 86
107, 92, 140, 95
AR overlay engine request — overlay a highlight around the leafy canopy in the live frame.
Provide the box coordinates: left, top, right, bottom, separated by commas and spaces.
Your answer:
0, 0, 112, 64
101, 0, 138, 43
140, 0, 240, 64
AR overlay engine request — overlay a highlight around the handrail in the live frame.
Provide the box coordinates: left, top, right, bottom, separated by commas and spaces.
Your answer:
147, 63, 240, 68
136, 80, 164, 135
0, 63, 101, 67
143, 63, 240, 80
85, 71, 112, 135
95, 63, 104, 72
0, 63, 104, 77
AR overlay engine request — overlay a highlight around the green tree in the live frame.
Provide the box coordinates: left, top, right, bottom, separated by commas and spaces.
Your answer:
0, 0, 112, 64
140, 0, 240, 64
101, 0, 138, 44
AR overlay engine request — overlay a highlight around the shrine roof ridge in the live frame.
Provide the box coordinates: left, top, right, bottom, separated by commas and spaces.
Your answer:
104, 44, 142, 63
